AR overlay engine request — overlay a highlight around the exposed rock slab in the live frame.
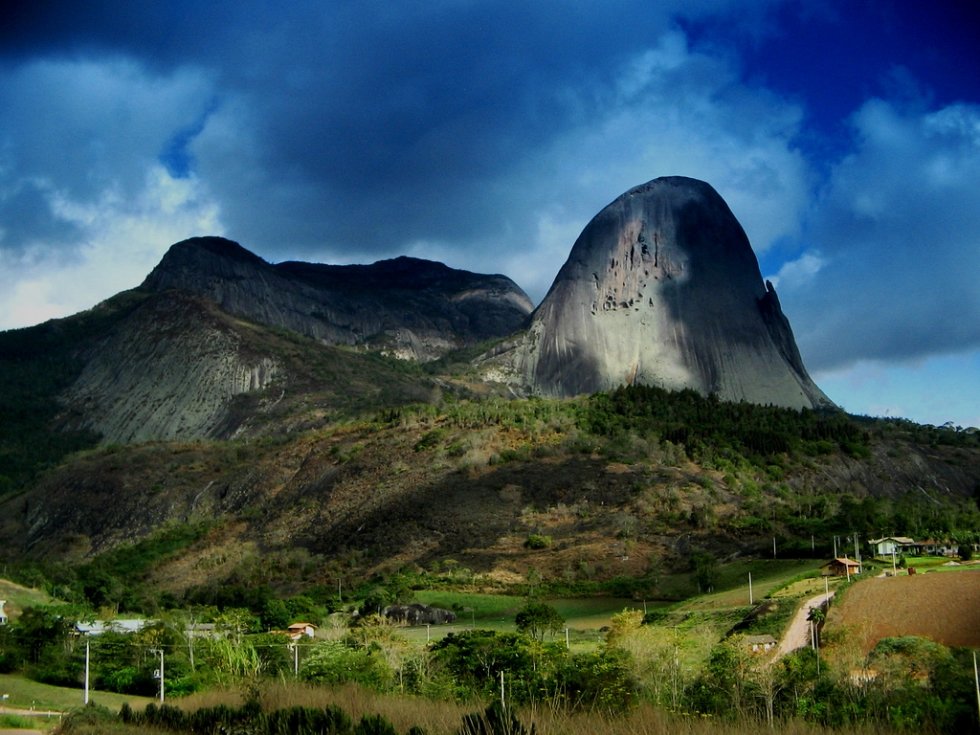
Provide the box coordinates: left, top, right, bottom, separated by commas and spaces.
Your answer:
62, 291, 281, 443
483, 177, 831, 409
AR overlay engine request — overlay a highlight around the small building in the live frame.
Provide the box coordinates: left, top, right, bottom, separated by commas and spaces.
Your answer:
919, 539, 959, 557
286, 622, 317, 640
75, 619, 151, 636
822, 557, 862, 577
185, 622, 221, 639
0, 600, 7, 625
868, 536, 918, 557
744, 634, 777, 653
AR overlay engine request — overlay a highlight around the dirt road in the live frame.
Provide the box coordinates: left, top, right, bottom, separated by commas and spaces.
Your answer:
776, 591, 834, 657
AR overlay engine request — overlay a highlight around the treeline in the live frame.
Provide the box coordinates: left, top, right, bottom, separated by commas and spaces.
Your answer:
582, 385, 868, 461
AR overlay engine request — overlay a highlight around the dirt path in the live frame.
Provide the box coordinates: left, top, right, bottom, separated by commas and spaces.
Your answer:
777, 591, 834, 657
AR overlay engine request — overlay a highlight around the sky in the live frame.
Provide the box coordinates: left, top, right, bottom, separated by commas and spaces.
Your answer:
1, 0, 978, 427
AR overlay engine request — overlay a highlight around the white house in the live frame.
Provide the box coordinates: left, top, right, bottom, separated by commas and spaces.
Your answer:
919, 539, 959, 557
744, 634, 777, 653
868, 536, 917, 557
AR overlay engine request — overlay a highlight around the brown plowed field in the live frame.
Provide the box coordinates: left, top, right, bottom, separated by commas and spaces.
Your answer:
826, 569, 980, 652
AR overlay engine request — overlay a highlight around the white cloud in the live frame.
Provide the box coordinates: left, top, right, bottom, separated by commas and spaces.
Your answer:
0, 166, 222, 330
768, 252, 824, 290
0, 58, 214, 202
779, 99, 980, 371
477, 29, 811, 299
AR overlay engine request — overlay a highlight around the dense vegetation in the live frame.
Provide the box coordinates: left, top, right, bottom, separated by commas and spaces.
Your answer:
6, 590, 977, 734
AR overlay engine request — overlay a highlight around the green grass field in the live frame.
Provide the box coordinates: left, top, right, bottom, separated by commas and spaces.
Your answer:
396, 559, 829, 654
0, 673, 155, 715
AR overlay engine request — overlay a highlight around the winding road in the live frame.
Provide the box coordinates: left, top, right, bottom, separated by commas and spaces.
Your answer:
776, 591, 834, 657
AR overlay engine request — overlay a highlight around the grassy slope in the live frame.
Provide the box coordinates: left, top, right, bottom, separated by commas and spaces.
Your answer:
0, 579, 52, 624
0, 673, 155, 714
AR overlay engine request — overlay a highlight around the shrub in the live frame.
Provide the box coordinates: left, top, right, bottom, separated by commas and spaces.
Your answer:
523, 534, 552, 550
355, 713, 399, 735
300, 641, 393, 691
414, 428, 447, 451
556, 648, 638, 714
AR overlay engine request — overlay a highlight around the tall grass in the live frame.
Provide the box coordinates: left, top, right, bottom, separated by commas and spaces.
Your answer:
175, 683, 901, 735
179, 682, 475, 735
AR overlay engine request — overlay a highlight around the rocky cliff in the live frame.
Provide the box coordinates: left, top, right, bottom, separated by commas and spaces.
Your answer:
483, 177, 831, 409
142, 237, 534, 361
60, 291, 283, 444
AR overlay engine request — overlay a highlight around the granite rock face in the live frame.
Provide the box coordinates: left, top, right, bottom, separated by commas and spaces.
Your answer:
487, 177, 831, 409
142, 237, 534, 361
62, 291, 282, 444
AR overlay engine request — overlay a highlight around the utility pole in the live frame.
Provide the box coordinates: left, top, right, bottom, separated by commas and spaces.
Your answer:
973, 651, 979, 725
749, 572, 754, 605
150, 648, 164, 703
84, 639, 90, 705
815, 621, 820, 675
833, 536, 838, 558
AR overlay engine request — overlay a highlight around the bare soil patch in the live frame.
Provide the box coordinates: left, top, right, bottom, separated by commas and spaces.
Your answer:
826, 569, 980, 652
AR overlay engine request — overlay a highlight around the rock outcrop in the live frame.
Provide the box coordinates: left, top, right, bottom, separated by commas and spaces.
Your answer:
62, 291, 282, 444
382, 603, 457, 625
142, 237, 534, 361
484, 177, 831, 409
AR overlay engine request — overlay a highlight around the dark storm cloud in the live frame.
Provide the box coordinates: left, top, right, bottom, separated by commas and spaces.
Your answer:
3, 0, 760, 256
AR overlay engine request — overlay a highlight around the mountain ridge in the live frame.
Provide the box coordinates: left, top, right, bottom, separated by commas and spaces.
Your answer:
142, 236, 535, 362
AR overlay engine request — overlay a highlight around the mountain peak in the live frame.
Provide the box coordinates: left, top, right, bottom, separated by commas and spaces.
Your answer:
490, 176, 831, 409
161, 235, 268, 265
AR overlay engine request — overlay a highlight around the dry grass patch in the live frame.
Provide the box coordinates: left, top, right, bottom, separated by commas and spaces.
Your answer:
173, 686, 906, 735
179, 682, 476, 734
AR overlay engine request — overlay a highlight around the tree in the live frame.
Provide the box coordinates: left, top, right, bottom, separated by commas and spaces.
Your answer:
300, 641, 393, 691
691, 550, 718, 593
514, 602, 564, 642
213, 608, 258, 644
429, 630, 536, 699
